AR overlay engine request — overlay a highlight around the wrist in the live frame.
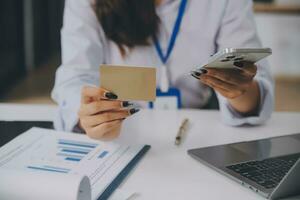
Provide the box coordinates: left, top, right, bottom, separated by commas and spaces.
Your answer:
228, 80, 260, 116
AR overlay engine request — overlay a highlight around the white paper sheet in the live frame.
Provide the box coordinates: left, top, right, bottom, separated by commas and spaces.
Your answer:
0, 128, 144, 200
0, 169, 91, 200
109, 189, 137, 200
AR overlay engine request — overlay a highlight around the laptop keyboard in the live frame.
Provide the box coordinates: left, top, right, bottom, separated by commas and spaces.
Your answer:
226, 153, 300, 189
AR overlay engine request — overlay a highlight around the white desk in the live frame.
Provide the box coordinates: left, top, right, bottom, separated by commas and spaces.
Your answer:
1, 103, 300, 200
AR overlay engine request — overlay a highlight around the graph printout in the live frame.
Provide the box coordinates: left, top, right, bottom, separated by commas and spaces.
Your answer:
0, 128, 143, 200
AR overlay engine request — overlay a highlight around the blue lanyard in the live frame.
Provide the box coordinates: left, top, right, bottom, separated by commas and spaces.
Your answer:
153, 0, 188, 64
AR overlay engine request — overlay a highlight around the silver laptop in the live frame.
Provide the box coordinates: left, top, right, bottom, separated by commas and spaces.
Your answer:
188, 134, 300, 199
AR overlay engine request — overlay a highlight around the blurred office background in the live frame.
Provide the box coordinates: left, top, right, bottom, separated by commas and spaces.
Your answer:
0, 0, 299, 111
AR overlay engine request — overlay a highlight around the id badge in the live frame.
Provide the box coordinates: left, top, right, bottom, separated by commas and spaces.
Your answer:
149, 88, 181, 110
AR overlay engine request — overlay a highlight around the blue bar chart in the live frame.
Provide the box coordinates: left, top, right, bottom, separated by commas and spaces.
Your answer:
57, 139, 98, 162
26, 139, 99, 173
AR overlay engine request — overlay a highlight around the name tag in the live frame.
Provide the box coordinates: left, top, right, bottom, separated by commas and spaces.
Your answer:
149, 88, 181, 110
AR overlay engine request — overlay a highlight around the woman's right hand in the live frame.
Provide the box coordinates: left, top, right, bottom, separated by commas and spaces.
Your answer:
78, 86, 139, 140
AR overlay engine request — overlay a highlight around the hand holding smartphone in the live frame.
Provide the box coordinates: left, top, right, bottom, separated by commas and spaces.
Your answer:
189, 48, 272, 106
191, 48, 272, 75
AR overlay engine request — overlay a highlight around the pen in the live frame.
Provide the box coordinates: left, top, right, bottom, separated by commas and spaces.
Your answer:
175, 118, 189, 146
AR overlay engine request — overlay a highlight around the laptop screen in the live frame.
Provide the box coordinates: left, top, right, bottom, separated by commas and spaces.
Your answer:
231, 134, 300, 160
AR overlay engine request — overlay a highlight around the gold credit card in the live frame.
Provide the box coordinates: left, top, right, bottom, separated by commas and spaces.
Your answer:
100, 65, 156, 101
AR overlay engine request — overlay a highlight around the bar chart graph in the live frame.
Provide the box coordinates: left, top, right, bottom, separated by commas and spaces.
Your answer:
57, 139, 98, 162
26, 138, 100, 174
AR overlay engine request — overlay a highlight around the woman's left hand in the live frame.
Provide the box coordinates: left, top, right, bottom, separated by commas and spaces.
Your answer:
191, 62, 260, 115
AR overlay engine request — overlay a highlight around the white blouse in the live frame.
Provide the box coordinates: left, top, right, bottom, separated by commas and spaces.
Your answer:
52, 0, 274, 132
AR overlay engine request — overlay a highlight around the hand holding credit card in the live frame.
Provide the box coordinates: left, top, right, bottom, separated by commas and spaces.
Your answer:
100, 65, 156, 101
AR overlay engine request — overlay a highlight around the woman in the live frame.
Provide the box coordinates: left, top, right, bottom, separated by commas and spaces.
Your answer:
52, 0, 274, 140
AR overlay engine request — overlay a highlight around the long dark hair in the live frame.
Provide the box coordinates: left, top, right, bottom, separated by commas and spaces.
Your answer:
94, 0, 159, 54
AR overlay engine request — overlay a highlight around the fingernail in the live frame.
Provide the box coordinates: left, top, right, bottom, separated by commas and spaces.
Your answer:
234, 62, 244, 68
105, 92, 118, 100
191, 71, 202, 77
191, 73, 200, 80
122, 101, 133, 107
129, 108, 140, 115
200, 68, 208, 74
